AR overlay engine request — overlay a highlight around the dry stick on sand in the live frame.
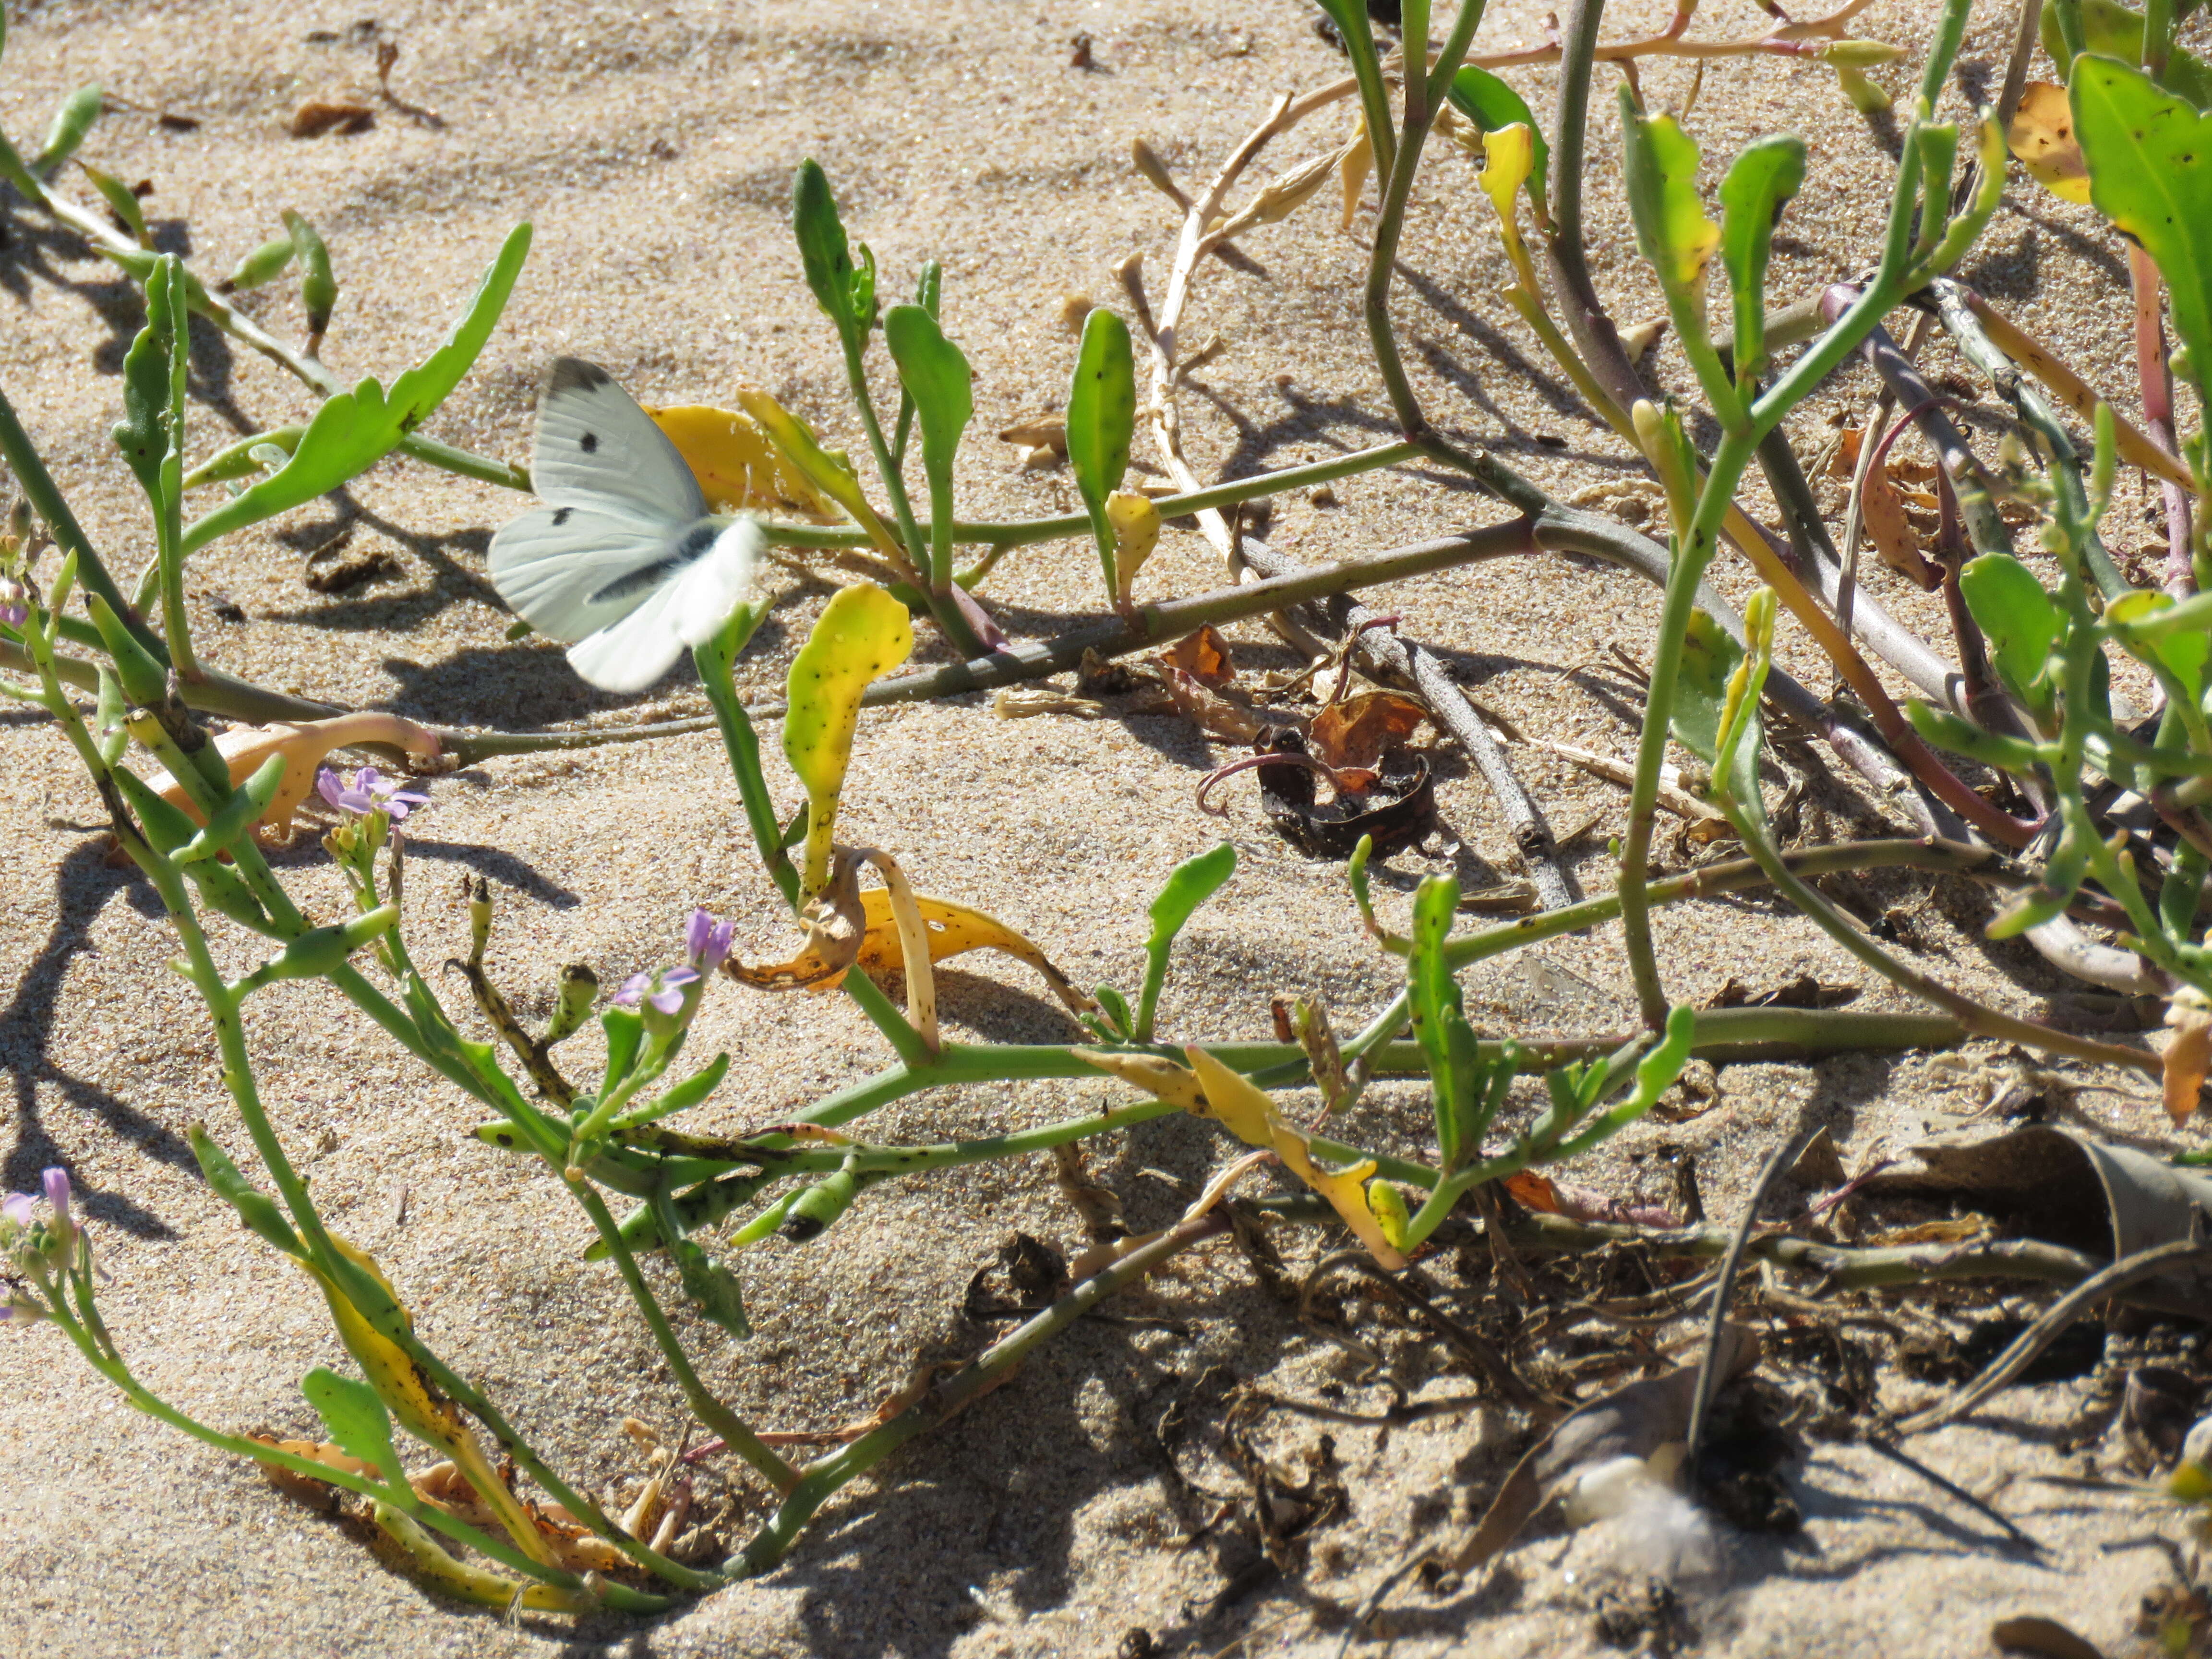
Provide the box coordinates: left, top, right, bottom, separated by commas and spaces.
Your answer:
1683, 1132, 1805, 1481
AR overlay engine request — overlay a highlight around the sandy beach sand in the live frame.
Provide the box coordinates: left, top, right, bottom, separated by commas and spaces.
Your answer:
0, 0, 2197, 1653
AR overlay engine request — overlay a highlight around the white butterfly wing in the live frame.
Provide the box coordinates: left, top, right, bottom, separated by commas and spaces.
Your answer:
529, 358, 708, 522
489, 503, 721, 643
563, 519, 765, 694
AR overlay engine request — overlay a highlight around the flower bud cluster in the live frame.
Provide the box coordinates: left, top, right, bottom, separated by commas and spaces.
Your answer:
0, 1168, 77, 1326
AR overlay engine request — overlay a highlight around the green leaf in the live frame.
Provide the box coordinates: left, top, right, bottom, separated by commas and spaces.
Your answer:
1959, 553, 2062, 716
80, 164, 148, 247
612, 1051, 730, 1131
85, 590, 168, 704
188, 1123, 307, 1260
1134, 841, 1236, 1041
1620, 91, 1719, 313
2111, 589, 2210, 705
1090, 983, 1135, 1040
1547, 1005, 1695, 1159
793, 159, 866, 339
93, 666, 127, 765
2044, 0, 2212, 108
881, 303, 974, 588
1447, 66, 1551, 212
112, 255, 184, 505
1067, 307, 1136, 599
301, 1366, 406, 1488
1670, 608, 1744, 766
2072, 56, 2212, 392
1717, 135, 1805, 382
601, 1005, 645, 1090
175, 753, 288, 865
33, 84, 101, 176
284, 210, 337, 342
1407, 875, 1488, 1172
180, 222, 530, 555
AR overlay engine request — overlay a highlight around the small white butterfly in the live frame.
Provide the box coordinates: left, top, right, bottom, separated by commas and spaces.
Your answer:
490, 358, 763, 693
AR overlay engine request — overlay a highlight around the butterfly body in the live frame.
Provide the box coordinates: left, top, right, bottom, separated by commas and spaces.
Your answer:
490, 358, 762, 692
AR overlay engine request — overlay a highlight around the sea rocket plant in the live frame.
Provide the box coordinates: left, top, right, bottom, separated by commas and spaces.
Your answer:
316, 766, 430, 820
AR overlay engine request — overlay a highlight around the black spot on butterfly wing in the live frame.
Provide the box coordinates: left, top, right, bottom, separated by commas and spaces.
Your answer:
581, 433, 599, 454
546, 357, 614, 396
587, 522, 719, 604
552, 507, 573, 526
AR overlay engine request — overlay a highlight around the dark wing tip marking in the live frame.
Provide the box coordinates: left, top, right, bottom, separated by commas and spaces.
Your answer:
581, 433, 599, 454
546, 357, 614, 397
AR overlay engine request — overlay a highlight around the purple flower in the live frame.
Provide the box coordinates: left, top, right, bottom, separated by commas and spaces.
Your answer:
685, 908, 737, 976
615, 964, 699, 1016
40, 1168, 68, 1226
0, 587, 24, 629
0, 1193, 31, 1229
316, 766, 431, 821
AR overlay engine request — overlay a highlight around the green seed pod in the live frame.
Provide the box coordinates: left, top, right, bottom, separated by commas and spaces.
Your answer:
283, 210, 337, 345
583, 1169, 777, 1261
110, 762, 200, 854
33, 84, 102, 176
176, 752, 287, 865
189, 1123, 306, 1259
81, 164, 149, 248
543, 964, 599, 1046
246, 904, 398, 989
182, 424, 304, 488
219, 235, 296, 294
781, 1165, 860, 1243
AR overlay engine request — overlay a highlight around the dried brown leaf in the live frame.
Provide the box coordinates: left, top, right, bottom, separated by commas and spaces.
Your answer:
1307, 690, 1428, 771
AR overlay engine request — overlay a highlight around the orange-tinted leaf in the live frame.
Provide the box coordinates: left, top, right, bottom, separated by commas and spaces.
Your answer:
1161, 624, 1237, 688
2007, 82, 2091, 206
727, 852, 866, 991
2164, 991, 2212, 1126
1309, 690, 1429, 770
1504, 1170, 1562, 1213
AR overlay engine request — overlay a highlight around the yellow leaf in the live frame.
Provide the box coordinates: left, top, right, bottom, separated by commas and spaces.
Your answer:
297, 1234, 565, 1571
1182, 1047, 1409, 1269
2164, 987, 2212, 1127
1105, 490, 1160, 608
643, 403, 842, 521
782, 585, 914, 896
822, 887, 1098, 1016
1339, 117, 1373, 232
1071, 1048, 1208, 1111
2007, 82, 2092, 206
729, 849, 866, 989
733, 386, 913, 570
1478, 123, 1535, 230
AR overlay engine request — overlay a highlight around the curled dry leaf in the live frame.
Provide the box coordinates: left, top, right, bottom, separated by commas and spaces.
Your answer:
727, 850, 867, 991
996, 412, 1068, 456
2005, 84, 2092, 206
143, 710, 442, 840
1160, 623, 1237, 688
1450, 1322, 1761, 1574
1257, 727, 1433, 860
1307, 689, 1429, 771
289, 99, 373, 138
1988, 1614, 2109, 1659
815, 882, 1101, 1018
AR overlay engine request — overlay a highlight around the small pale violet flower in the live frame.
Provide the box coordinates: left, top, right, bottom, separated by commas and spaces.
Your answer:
616, 964, 699, 1016
41, 1167, 69, 1226
685, 908, 737, 976
0, 1193, 31, 1229
0, 578, 25, 629
316, 765, 431, 821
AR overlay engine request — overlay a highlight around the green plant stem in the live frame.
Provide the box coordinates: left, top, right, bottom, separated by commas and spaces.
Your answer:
730, 1205, 1233, 1578
566, 1179, 798, 1492
761, 441, 1426, 553
835, 333, 983, 657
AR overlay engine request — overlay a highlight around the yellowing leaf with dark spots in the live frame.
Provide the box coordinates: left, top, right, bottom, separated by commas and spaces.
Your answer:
783, 586, 914, 896
2008, 83, 2091, 205
644, 403, 842, 521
